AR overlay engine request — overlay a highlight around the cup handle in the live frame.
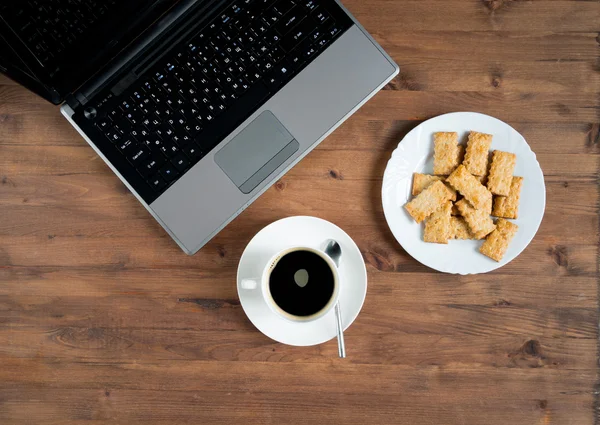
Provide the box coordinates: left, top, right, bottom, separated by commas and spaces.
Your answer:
241, 278, 259, 290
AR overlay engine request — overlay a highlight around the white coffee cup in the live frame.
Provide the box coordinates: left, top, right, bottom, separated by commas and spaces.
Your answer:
241, 245, 340, 323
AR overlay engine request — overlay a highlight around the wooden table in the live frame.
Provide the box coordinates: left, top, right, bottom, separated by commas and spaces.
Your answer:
1, 1, 599, 424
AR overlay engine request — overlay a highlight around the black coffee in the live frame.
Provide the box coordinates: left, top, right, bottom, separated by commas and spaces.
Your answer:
268, 250, 335, 317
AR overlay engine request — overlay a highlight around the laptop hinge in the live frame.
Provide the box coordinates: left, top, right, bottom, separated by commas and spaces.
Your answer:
65, 94, 80, 110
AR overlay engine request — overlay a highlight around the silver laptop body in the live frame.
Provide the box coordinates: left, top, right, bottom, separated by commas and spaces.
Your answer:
61, 0, 399, 255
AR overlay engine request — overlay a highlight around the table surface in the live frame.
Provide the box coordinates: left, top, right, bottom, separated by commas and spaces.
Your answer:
1, 1, 599, 424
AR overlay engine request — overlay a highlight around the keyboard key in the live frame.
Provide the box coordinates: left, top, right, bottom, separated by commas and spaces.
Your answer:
144, 136, 166, 152
171, 153, 190, 171
237, 29, 258, 46
183, 143, 204, 161
302, 0, 318, 11
251, 21, 269, 35
159, 164, 180, 182
316, 33, 330, 49
178, 131, 194, 146
139, 154, 165, 178
264, 72, 282, 90
264, 30, 282, 45
326, 22, 341, 38
312, 8, 329, 24
161, 141, 180, 158
128, 147, 150, 164
96, 117, 111, 132
303, 44, 318, 60
244, 67, 262, 83
188, 121, 203, 136
272, 0, 295, 16
286, 50, 304, 71
281, 16, 313, 51
269, 45, 284, 62
117, 139, 136, 154
254, 42, 269, 56
256, 58, 274, 73
125, 109, 141, 126
105, 130, 122, 143
309, 27, 324, 42
148, 175, 167, 192
262, 8, 280, 26
274, 7, 304, 35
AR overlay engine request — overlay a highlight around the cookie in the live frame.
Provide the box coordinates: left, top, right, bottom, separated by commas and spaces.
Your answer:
424, 201, 453, 244
480, 218, 518, 261
412, 173, 443, 196
455, 199, 496, 239
492, 177, 523, 219
450, 217, 476, 240
446, 165, 493, 213
412, 173, 457, 201
463, 131, 492, 176
433, 132, 461, 175
404, 180, 455, 223
487, 151, 517, 196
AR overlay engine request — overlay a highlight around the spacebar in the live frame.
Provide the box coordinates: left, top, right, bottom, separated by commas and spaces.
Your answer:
195, 82, 270, 153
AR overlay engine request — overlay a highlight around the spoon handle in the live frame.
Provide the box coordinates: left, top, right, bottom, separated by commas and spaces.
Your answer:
335, 302, 346, 358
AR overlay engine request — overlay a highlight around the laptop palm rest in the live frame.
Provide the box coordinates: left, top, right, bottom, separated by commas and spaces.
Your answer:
215, 111, 299, 194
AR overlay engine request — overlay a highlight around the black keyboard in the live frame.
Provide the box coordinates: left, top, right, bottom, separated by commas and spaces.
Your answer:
78, 0, 352, 203
1, 0, 117, 67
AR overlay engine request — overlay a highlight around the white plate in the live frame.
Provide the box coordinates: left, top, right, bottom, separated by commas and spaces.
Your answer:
237, 216, 368, 346
382, 112, 546, 274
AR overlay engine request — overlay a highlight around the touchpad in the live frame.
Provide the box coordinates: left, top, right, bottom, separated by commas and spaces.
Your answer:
215, 111, 299, 194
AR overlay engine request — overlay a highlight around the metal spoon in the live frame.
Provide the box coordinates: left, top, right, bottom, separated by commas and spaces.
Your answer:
323, 239, 345, 358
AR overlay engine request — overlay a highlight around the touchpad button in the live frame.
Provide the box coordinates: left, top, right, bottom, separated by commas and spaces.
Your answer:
214, 111, 299, 194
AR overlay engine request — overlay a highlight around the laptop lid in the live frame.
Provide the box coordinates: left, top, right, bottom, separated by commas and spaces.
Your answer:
0, 0, 185, 104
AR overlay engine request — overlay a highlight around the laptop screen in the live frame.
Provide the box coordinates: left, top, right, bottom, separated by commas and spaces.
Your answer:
0, 0, 188, 102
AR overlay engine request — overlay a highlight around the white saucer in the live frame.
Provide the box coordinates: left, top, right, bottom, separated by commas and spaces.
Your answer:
237, 216, 368, 346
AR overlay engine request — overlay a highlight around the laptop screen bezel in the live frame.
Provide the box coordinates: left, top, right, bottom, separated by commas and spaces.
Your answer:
0, 0, 188, 104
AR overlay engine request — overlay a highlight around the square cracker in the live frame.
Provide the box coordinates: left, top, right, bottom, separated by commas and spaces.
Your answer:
446, 165, 493, 213
487, 151, 517, 196
450, 217, 476, 240
492, 176, 523, 219
480, 218, 519, 262
433, 132, 460, 175
412, 173, 457, 201
463, 131, 492, 176
404, 180, 455, 223
412, 173, 443, 196
455, 199, 496, 239
424, 201, 452, 244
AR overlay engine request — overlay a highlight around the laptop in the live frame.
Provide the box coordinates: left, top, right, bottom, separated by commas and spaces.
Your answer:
0, 0, 398, 254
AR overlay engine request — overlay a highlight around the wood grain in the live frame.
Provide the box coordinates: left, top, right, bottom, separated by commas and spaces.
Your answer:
0, 0, 599, 424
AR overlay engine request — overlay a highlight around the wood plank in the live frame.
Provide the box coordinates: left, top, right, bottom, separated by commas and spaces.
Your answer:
380, 32, 599, 63
0, 365, 594, 425
0, 110, 79, 146
0, 74, 17, 86
0, 326, 595, 368
356, 91, 600, 124
345, 0, 600, 33
387, 59, 600, 93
